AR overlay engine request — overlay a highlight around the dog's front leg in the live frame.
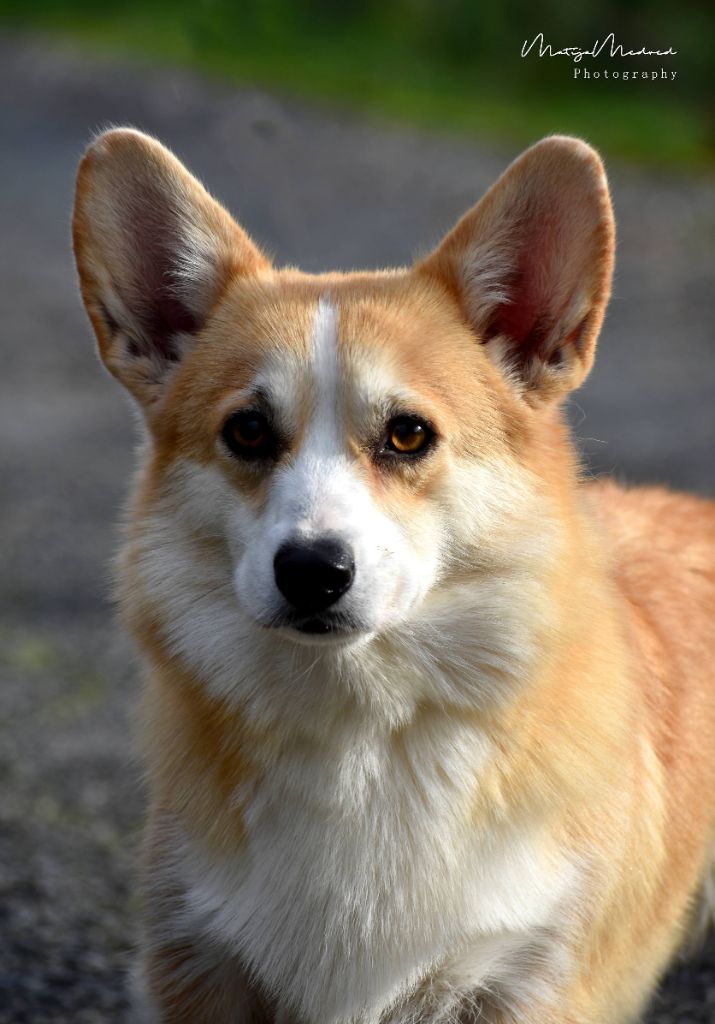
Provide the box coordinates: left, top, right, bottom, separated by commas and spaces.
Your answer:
135, 810, 271, 1024
137, 936, 269, 1024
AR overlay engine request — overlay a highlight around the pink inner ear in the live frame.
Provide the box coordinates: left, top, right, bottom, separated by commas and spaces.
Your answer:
482, 217, 569, 366
487, 278, 543, 347
123, 197, 201, 362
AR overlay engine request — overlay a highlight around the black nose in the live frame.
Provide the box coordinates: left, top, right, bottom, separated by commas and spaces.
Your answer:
274, 538, 355, 614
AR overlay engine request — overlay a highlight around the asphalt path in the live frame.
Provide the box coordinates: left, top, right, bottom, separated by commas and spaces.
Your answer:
0, 32, 713, 1023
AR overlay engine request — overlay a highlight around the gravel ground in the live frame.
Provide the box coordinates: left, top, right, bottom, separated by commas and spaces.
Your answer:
0, 32, 713, 1023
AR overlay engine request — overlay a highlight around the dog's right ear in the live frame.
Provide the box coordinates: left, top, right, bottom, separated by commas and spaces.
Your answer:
417, 136, 614, 403
72, 128, 270, 408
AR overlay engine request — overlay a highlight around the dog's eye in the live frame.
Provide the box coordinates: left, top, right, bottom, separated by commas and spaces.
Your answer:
385, 416, 433, 456
222, 411, 275, 459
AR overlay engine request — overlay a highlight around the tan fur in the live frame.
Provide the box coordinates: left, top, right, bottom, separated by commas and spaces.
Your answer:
73, 130, 715, 1024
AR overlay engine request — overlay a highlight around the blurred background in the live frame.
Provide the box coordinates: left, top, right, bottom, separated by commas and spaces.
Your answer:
0, 2, 713, 1022
2, 0, 714, 168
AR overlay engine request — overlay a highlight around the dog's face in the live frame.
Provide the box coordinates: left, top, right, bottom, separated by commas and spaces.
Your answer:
73, 130, 613, 667
180, 283, 461, 643
127, 275, 535, 648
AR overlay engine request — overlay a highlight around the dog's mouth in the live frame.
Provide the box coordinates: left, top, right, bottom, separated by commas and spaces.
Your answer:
295, 615, 342, 635
264, 610, 365, 643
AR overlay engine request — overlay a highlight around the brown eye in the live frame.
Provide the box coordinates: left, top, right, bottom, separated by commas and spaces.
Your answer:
222, 410, 275, 460
385, 416, 433, 456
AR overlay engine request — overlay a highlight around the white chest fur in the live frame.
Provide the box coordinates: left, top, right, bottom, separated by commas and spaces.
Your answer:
170, 711, 577, 1024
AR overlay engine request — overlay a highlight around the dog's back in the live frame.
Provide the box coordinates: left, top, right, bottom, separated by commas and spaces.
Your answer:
580, 481, 715, 1010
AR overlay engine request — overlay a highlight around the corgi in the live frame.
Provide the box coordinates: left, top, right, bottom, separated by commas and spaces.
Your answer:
72, 128, 715, 1024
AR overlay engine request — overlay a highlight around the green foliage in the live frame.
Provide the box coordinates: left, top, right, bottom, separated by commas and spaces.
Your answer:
1, 0, 713, 169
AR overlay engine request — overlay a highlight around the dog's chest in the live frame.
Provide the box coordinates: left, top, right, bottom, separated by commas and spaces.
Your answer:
177, 724, 574, 1024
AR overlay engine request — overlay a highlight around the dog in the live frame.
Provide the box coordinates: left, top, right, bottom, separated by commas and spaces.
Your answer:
73, 128, 715, 1023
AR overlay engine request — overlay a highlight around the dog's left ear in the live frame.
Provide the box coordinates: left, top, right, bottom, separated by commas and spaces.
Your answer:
418, 136, 615, 402
73, 128, 271, 408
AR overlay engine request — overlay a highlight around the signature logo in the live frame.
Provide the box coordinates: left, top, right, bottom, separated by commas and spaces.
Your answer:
521, 31, 677, 64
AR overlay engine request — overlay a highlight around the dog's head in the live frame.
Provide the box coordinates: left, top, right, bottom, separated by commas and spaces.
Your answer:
73, 129, 613, 697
